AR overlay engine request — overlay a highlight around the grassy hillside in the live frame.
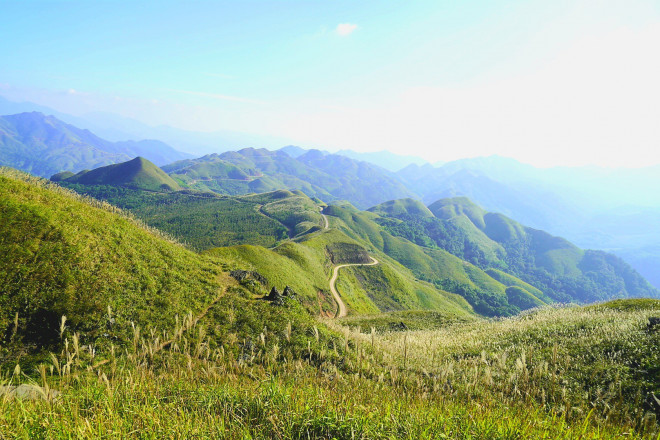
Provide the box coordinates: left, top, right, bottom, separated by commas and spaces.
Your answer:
0, 167, 351, 375
3, 297, 658, 438
208, 227, 475, 319
160, 148, 415, 209
0, 167, 221, 355
2, 166, 660, 438
54, 169, 657, 317
382, 196, 658, 304
322, 203, 526, 316
60, 156, 181, 191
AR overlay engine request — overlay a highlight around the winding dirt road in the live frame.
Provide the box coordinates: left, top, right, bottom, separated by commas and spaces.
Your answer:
329, 256, 379, 318
319, 207, 379, 318
320, 209, 329, 229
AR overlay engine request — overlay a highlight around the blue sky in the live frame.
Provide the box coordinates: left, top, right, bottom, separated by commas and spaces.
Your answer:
2, 0, 660, 166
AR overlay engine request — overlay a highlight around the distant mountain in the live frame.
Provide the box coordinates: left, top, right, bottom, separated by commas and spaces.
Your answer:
57, 156, 181, 191
164, 148, 416, 209
0, 95, 294, 156
335, 149, 427, 172
0, 112, 190, 177
279, 145, 427, 172
279, 145, 317, 158
397, 156, 660, 288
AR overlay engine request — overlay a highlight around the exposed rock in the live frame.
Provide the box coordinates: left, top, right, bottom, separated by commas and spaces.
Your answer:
648, 317, 660, 331
265, 287, 284, 306
390, 321, 409, 331
283, 286, 297, 297
230, 270, 268, 286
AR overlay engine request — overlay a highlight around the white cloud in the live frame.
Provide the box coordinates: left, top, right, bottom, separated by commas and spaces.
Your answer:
335, 23, 358, 36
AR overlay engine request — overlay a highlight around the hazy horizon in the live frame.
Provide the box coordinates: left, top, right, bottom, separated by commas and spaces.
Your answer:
3, 0, 660, 168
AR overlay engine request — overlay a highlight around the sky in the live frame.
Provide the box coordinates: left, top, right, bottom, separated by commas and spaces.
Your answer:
2, 0, 660, 167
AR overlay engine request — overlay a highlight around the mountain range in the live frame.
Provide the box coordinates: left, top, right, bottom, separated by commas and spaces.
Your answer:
0, 112, 190, 177
1, 106, 659, 289
49, 156, 657, 318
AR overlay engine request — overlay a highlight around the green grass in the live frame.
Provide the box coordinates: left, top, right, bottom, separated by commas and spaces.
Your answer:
1, 168, 659, 438
63, 156, 181, 191
2, 300, 658, 439
0, 167, 228, 358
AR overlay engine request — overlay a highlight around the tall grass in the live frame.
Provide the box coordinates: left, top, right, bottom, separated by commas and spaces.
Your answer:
2, 301, 659, 438
328, 302, 660, 436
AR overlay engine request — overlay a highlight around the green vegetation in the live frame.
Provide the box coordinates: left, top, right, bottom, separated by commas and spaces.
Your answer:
0, 167, 224, 359
58, 156, 181, 191
2, 167, 660, 438
54, 185, 325, 250
340, 300, 660, 437
371, 196, 658, 313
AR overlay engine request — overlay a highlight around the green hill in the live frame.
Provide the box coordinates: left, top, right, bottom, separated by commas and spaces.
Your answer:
57, 156, 181, 191
389, 196, 658, 303
0, 167, 349, 372
0, 167, 221, 352
160, 148, 415, 209
54, 173, 658, 317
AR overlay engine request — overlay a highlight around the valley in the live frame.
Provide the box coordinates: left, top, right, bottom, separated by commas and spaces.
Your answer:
0, 113, 659, 439
4, 2, 660, 437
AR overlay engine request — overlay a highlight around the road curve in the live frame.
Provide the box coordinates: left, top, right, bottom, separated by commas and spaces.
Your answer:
329, 256, 379, 318
320, 208, 329, 229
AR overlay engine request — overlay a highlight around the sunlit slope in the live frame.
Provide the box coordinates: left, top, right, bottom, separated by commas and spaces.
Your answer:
60, 156, 181, 191
0, 167, 224, 350
322, 202, 527, 316
55, 185, 324, 250
207, 226, 475, 318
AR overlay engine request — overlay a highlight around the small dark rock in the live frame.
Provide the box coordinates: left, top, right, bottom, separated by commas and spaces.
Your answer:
265, 287, 284, 306
283, 286, 296, 297
390, 321, 408, 331
648, 317, 660, 331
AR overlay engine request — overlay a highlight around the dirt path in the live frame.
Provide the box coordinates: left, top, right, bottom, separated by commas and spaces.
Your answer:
329, 256, 379, 318
320, 208, 329, 229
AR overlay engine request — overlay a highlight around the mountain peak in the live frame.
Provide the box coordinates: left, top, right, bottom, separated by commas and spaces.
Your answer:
57, 156, 181, 192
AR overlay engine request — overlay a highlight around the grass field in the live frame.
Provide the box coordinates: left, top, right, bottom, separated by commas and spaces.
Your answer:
2, 300, 659, 439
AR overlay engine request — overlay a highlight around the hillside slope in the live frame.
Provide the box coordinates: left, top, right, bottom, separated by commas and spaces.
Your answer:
164, 148, 415, 209
59, 180, 475, 318
0, 167, 221, 352
57, 156, 181, 191
371, 196, 658, 304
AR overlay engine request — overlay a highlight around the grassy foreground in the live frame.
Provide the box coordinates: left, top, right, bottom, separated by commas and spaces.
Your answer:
2, 301, 659, 439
